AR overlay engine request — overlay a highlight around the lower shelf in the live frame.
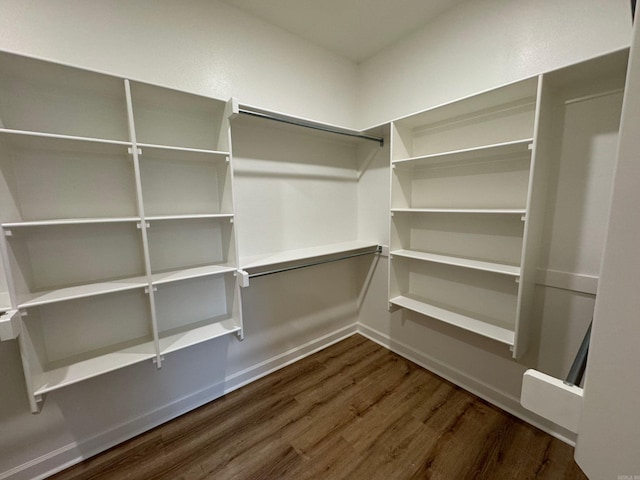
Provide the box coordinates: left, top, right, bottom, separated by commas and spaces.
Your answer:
389, 294, 515, 345
159, 317, 242, 355
32, 317, 242, 397
33, 337, 157, 396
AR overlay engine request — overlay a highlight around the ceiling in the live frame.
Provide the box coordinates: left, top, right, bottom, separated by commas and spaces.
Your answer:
219, 0, 467, 63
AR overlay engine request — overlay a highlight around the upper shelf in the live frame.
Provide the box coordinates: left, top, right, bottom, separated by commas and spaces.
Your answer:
0, 52, 129, 141
391, 249, 520, 277
391, 208, 527, 215
392, 138, 533, 168
2, 217, 142, 228
233, 103, 384, 146
136, 142, 229, 159
129, 81, 229, 152
240, 241, 379, 273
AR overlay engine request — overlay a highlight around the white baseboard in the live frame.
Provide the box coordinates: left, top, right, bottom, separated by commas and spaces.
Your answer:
357, 323, 578, 447
2, 323, 358, 480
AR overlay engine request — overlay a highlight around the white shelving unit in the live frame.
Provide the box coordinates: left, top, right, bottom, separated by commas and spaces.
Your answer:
389, 77, 541, 357
389, 50, 630, 359
0, 51, 243, 412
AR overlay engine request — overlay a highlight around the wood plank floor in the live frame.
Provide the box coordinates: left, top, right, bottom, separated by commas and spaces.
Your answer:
50, 334, 587, 480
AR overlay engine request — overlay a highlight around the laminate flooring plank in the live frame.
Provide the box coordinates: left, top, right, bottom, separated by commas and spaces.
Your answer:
50, 334, 587, 480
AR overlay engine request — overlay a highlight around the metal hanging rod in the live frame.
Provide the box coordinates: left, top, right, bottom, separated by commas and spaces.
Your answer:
238, 108, 384, 147
248, 245, 382, 279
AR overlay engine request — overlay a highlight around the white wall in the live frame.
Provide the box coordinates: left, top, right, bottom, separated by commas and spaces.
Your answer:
0, 0, 359, 128
357, 0, 631, 128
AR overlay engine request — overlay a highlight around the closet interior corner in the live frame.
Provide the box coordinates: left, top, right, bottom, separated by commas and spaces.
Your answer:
0, 44, 630, 415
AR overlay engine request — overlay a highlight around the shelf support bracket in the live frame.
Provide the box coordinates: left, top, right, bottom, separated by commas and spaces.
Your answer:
237, 270, 250, 288
0, 310, 20, 341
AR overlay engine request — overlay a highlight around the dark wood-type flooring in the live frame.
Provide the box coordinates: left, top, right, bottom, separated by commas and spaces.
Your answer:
51, 334, 587, 480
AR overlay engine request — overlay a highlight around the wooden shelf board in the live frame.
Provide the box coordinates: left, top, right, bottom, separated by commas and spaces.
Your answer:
137, 142, 229, 157
391, 249, 520, 276
18, 276, 149, 308
390, 295, 515, 345
391, 208, 526, 215
240, 240, 379, 270
392, 138, 533, 166
151, 265, 236, 285
33, 339, 157, 396
145, 213, 234, 222
159, 317, 241, 355
0, 128, 132, 149
2, 217, 141, 228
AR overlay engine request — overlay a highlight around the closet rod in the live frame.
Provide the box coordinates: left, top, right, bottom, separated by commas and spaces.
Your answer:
238, 108, 384, 146
248, 245, 382, 279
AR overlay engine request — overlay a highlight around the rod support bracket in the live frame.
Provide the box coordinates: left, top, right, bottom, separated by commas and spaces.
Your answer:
238, 270, 250, 288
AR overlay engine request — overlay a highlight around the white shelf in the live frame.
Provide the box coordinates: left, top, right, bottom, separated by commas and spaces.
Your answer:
391, 208, 526, 215
18, 276, 149, 308
0, 128, 132, 149
159, 317, 241, 355
392, 138, 533, 167
151, 265, 237, 285
145, 214, 234, 222
240, 241, 379, 270
33, 338, 157, 396
390, 295, 515, 345
391, 250, 520, 277
137, 142, 229, 157
2, 217, 142, 228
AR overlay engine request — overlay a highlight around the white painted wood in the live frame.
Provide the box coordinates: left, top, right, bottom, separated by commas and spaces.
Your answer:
231, 112, 371, 266
4, 223, 146, 302
391, 249, 520, 277
2, 217, 141, 228
154, 273, 239, 352
396, 154, 531, 209
389, 78, 537, 348
392, 78, 538, 157
241, 240, 378, 270
147, 217, 235, 274
392, 138, 533, 166
159, 317, 241, 355
0, 130, 137, 223
391, 207, 526, 214
129, 81, 227, 151
17, 277, 148, 308
0, 309, 19, 340
0, 52, 129, 141
536, 269, 598, 295
0, 51, 241, 407
391, 211, 524, 267
33, 340, 158, 396
521, 369, 583, 434
139, 150, 229, 217
389, 295, 515, 345
151, 265, 237, 286
21, 289, 155, 396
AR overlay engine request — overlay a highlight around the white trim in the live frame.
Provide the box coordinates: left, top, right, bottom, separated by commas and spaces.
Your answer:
536, 268, 598, 295
356, 323, 577, 446
0, 324, 358, 480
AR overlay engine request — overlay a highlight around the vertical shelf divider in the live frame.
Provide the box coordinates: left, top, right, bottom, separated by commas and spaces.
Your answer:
224, 99, 243, 339
124, 79, 162, 368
